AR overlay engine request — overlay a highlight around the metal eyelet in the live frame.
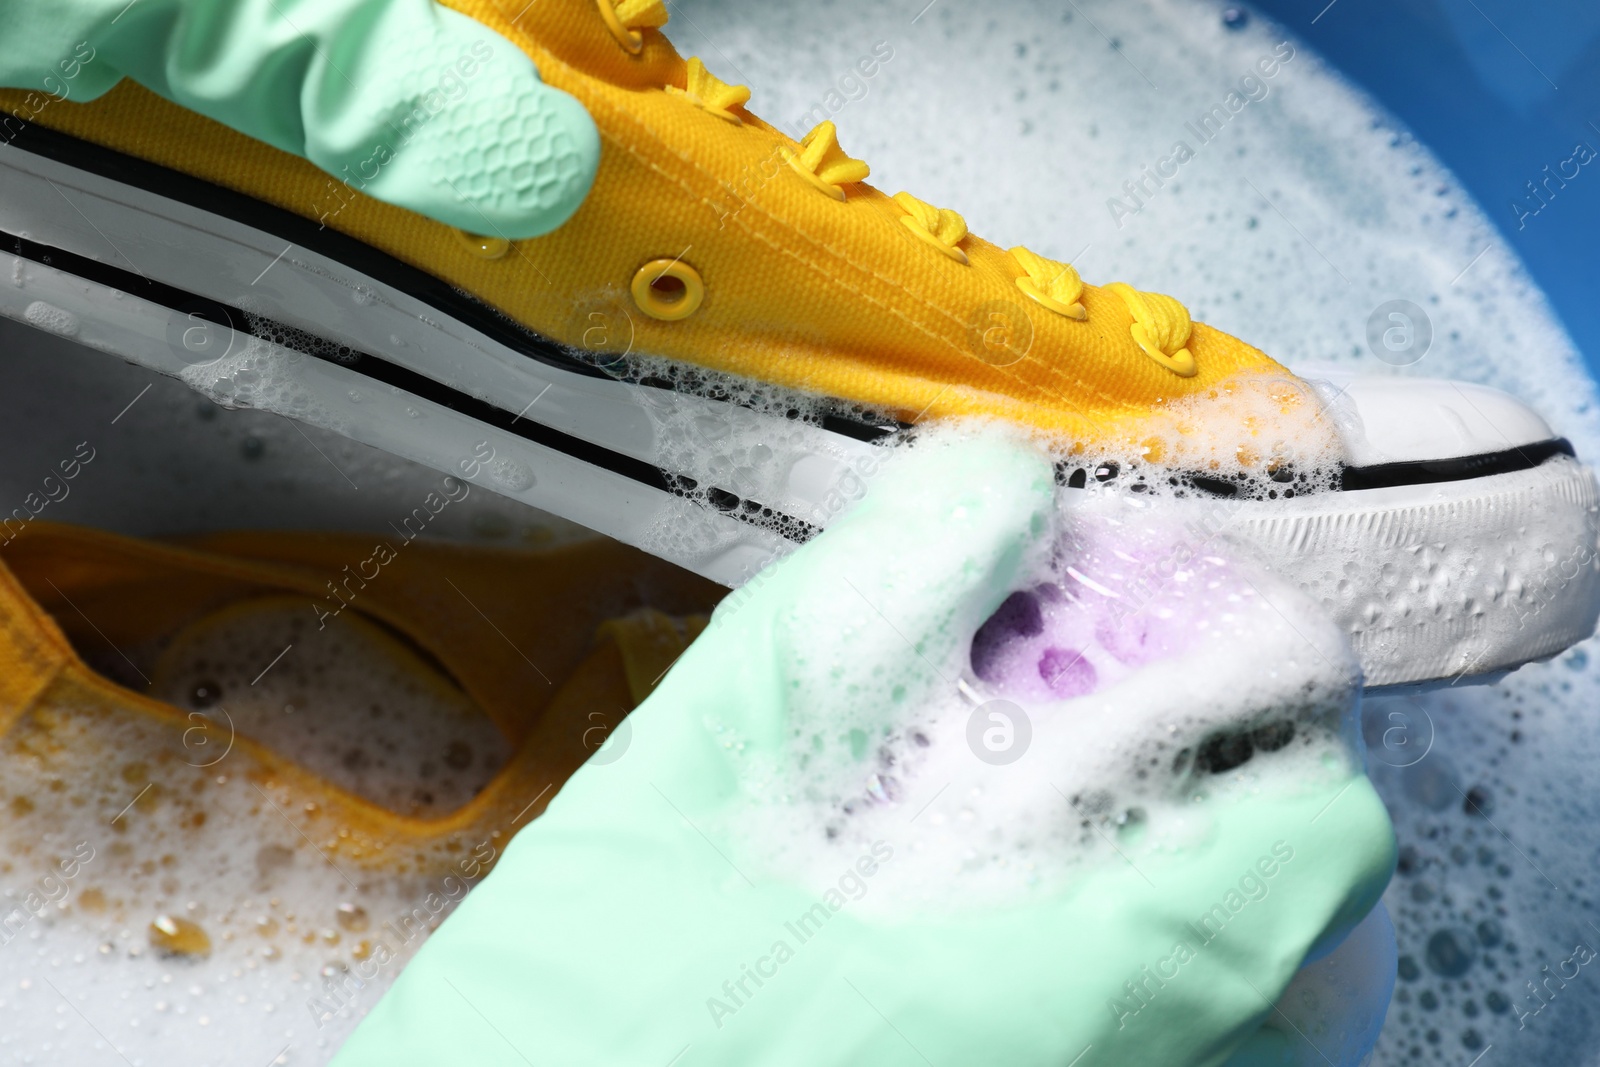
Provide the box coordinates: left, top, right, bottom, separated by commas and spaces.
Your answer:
596, 0, 645, 54
631, 258, 705, 320
453, 230, 511, 260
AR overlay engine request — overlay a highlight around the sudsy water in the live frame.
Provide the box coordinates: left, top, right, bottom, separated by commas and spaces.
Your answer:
0, 0, 1597, 1064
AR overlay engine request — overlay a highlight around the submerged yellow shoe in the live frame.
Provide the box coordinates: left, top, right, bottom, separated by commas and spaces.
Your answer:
0, 518, 721, 1044
0, 519, 720, 855
0, 0, 1597, 685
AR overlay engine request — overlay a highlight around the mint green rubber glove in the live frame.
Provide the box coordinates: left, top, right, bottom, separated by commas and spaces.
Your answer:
0, 0, 599, 238
332, 433, 1396, 1067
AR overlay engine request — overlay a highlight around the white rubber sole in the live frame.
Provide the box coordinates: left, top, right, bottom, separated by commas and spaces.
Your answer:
0, 130, 886, 587
3, 129, 1596, 688
1230, 460, 1600, 688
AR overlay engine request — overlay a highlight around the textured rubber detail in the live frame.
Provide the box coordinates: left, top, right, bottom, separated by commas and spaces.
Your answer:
1234, 458, 1600, 688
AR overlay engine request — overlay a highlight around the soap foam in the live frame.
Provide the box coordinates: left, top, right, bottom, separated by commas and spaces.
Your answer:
725, 432, 1362, 915
1057, 368, 1349, 501
0, 687, 492, 1065
1, 0, 1597, 1062
618, 354, 895, 517
148, 596, 510, 818
178, 333, 343, 433
0, 562, 514, 1064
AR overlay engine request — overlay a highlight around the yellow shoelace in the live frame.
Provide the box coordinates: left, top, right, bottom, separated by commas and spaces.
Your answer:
596, 0, 1199, 377
665, 57, 750, 123
892, 191, 969, 263
1010, 245, 1086, 321
597, 0, 669, 53
783, 121, 870, 200
1104, 284, 1196, 376
786, 126, 1195, 375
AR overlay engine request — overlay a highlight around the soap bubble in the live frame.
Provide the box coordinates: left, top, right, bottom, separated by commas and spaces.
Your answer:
1424, 927, 1477, 978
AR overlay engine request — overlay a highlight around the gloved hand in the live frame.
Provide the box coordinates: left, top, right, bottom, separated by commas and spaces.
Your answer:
331, 431, 1395, 1067
0, 0, 598, 238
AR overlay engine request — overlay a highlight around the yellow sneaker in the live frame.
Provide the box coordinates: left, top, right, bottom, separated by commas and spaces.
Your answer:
0, 519, 719, 862
0, 518, 718, 1044
0, 0, 1595, 686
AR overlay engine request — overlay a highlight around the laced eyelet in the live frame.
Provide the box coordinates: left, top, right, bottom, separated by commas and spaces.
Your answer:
1008, 246, 1085, 318
783, 149, 848, 200
893, 191, 969, 264
453, 230, 511, 260
667, 57, 750, 124
1016, 277, 1086, 319
899, 215, 968, 264
596, 0, 645, 53
783, 122, 869, 200
1130, 324, 1197, 376
1105, 281, 1198, 377
631, 258, 705, 320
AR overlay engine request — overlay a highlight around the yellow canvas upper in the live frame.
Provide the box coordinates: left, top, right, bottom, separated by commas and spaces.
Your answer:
0, 0, 1300, 445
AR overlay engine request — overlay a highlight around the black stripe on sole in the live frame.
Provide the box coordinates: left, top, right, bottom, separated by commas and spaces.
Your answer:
2, 227, 821, 545
1339, 439, 1575, 491
1, 121, 1576, 504
0, 118, 901, 445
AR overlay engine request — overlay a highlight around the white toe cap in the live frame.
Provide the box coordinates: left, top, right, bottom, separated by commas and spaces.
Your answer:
1309, 375, 1558, 467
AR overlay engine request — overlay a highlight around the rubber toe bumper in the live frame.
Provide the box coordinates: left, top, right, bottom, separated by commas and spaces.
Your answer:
1233, 455, 1600, 688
